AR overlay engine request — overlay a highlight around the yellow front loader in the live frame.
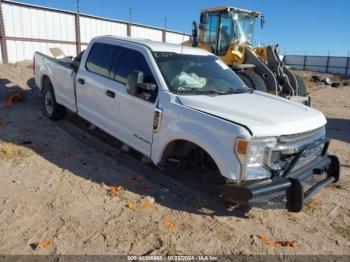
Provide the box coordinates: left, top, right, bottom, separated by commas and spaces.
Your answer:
183, 6, 309, 105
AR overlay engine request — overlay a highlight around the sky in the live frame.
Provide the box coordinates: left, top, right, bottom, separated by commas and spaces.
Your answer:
14, 0, 350, 56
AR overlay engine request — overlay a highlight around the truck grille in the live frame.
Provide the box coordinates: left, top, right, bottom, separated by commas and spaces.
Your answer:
267, 127, 326, 175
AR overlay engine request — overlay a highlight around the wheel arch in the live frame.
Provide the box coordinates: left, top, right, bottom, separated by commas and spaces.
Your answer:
41, 74, 52, 92
156, 138, 223, 175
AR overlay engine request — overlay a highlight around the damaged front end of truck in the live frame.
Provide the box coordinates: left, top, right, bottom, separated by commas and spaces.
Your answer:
217, 127, 340, 212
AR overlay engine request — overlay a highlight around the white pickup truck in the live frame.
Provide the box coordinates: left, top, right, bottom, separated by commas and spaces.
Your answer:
34, 36, 340, 212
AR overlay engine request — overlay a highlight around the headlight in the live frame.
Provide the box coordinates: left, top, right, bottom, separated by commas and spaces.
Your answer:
235, 137, 277, 180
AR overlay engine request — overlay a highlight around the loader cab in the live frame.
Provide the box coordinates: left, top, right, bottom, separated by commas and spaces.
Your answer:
199, 7, 262, 56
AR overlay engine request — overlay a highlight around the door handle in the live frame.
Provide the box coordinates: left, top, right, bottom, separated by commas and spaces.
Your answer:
78, 78, 85, 85
105, 90, 115, 98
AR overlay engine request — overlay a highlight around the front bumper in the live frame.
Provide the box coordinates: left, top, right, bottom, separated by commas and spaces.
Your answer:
217, 142, 340, 212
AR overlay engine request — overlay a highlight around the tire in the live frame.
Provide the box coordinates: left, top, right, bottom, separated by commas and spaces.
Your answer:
236, 71, 268, 92
295, 75, 308, 96
42, 79, 65, 120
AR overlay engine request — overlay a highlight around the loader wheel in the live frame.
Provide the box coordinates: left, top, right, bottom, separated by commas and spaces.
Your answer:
42, 79, 65, 120
236, 71, 268, 92
296, 75, 308, 96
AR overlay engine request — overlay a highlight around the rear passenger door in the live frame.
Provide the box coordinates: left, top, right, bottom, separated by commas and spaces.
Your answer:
109, 46, 158, 157
76, 42, 121, 131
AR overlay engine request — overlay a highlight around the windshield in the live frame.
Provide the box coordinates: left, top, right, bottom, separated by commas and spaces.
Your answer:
153, 52, 247, 95
232, 13, 256, 45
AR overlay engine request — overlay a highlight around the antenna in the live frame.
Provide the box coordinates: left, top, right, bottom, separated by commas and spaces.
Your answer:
129, 8, 132, 24
76, 0, 80, 15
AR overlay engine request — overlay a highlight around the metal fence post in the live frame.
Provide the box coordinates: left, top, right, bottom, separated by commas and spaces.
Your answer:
0, 0, 9, 64
127, 8, 131, 37
346, 56, 350, 76
303, 55, 307, 70
162, 16, 166, 42
74, 0, 81, 55
325, 55, 330, 73
75, 13, 81, 55
162, 30, 166, 42
127, 23, 131, 37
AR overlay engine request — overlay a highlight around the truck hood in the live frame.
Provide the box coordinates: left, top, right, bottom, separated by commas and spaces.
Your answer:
178, 91, 326, 136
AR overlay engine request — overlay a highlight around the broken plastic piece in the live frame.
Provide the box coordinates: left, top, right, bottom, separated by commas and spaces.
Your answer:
4, 93, 25, 108
107, 185, 125, 197
258, 235, 298, 248
30, 239, 53, 250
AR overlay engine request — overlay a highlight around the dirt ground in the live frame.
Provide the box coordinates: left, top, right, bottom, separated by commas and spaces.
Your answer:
0, 63, 349, 256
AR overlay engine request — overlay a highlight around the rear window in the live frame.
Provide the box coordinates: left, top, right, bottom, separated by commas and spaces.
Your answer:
86, 43, 117, 77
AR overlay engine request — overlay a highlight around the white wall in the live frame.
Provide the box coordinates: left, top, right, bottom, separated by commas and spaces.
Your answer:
131, 25, 163, 42
2, 3, 75, 41
0, 1, 190, 63
80, 16, 127, 43
166, 31, 190, 44
6, 40, 76, 63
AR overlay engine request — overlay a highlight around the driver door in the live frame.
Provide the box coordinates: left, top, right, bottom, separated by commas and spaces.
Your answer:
108, 46, 158, 157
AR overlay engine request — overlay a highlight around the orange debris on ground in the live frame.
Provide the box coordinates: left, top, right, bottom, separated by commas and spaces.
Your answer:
107, 185, 125, 197
30, 239, 53, 250
163, 220, 175, 231
258, 235, 298, 248
4, 93, 25, 108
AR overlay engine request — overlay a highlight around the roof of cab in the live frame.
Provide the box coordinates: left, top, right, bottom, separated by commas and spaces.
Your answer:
95, 35, 212, 56
201, 6, 262, 17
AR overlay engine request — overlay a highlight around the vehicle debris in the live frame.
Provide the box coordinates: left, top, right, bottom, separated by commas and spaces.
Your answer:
323, 77, 332, 85
142, 196, 155, 208
331, 82, 341, 88
107, 185, 125, 197
163, 220, 175, 231
127, 202, 136, 209
1, 147, 12, 156
4, 92, 25, 108
311, 75, 322, 83
30, 239, 53, 250
258, 235, 298, 248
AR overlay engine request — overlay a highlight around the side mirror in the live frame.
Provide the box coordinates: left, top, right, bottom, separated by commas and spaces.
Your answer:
70, 60, 80, 72
260, 15, 265, 29
126, 71, 144, 96
200, 13, 208, 24
192, 21, 198, 47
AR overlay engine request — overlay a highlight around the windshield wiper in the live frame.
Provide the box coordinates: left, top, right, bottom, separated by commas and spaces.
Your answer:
177, 88, 250, 95
194, 89, 228, 95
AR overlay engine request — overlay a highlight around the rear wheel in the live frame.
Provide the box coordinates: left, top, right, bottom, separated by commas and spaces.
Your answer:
236, 70, 268, 92
42, 78, 65, 120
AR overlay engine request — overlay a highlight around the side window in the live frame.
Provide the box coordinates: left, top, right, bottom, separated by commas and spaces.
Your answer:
113, 48, 155, 84
86, 43, 116, 77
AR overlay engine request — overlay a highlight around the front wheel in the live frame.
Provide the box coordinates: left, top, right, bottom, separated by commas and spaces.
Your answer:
42, 82, 65, 120
236, 71, 268, 93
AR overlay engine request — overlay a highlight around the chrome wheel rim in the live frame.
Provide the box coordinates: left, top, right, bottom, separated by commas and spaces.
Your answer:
44, 91, 53, 115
